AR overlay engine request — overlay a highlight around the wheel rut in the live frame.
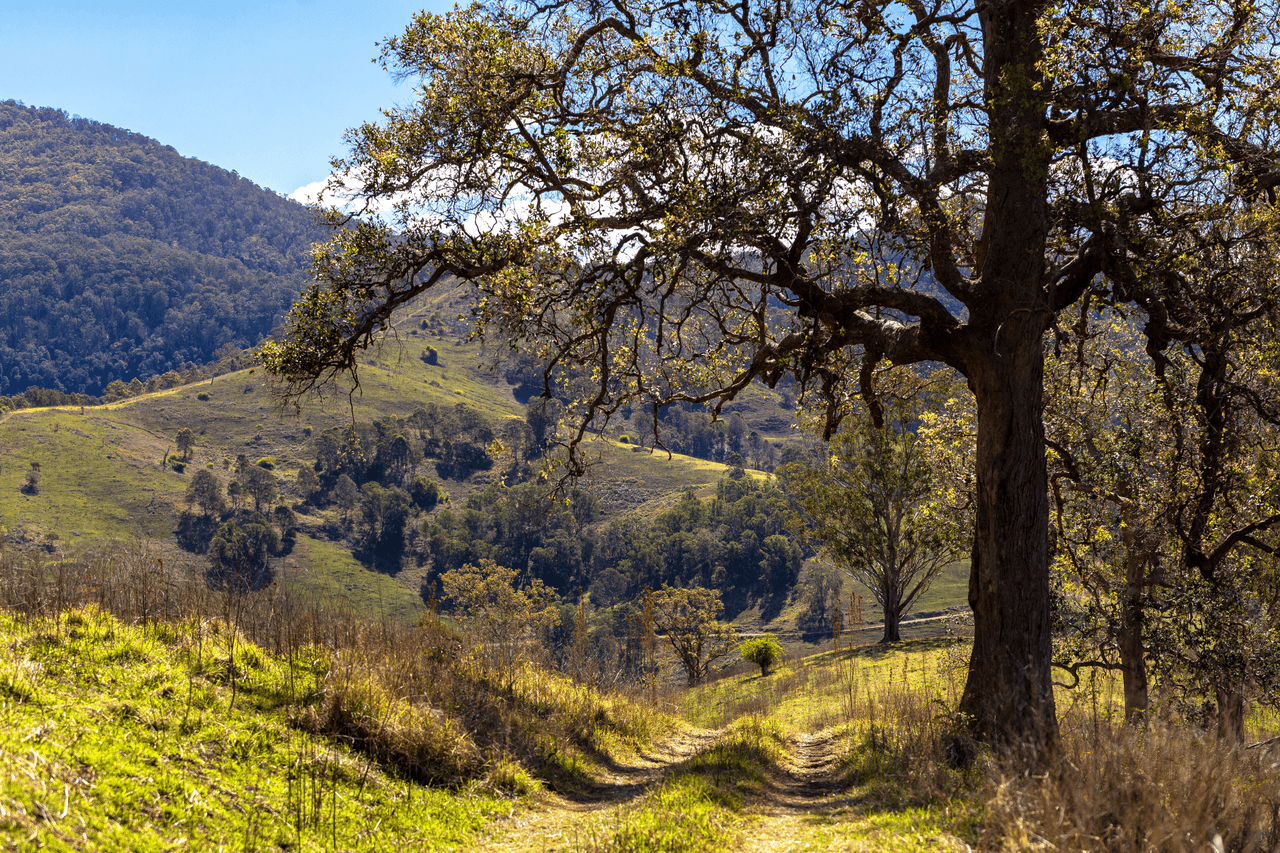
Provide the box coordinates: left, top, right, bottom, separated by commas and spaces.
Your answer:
477, 727, 848, 852
474, 726, 722, 852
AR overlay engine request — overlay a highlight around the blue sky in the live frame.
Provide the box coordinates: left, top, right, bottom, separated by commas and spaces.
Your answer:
2, 1, 452, 198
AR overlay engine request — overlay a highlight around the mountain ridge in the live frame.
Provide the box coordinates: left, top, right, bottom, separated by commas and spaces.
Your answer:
0, 100, 324, 397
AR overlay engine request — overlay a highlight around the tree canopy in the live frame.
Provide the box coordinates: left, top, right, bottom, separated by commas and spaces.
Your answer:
262, 0, 1280, 753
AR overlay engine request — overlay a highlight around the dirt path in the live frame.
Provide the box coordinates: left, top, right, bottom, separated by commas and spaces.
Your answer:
475, 727, 723, 852
476, 728, 851, 852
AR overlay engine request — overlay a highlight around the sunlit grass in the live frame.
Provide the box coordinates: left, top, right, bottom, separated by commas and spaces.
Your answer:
680, 638, 970, 733
0, 606, 510, 852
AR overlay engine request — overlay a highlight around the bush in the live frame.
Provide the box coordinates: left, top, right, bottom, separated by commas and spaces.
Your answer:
171, 461, 186, 474
256, 457, 276, 470
409, 476, 442, 512
618, 434, 630, 444
196, 391, 210, 401
739, 634, 783, 676
420, 346, 439, 366
302, 425, 313, 437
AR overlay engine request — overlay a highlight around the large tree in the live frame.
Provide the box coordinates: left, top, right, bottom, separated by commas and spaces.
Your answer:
261, 0, 1280, 751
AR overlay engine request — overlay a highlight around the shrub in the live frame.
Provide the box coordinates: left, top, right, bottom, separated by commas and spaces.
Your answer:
409, 476, 442, 512
420, 346, 439, 366
618, 434, 630, 444
302, 425, 313, 437
171, 461, 186, 474
256, 457, 276, 470
196, 391, 210, 401
739, 634, 783, 676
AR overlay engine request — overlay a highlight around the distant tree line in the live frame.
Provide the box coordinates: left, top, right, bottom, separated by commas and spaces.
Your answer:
422, 469, 805, 614
0, 345, 256, 415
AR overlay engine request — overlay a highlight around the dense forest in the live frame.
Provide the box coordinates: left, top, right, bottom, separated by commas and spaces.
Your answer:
0, 101, 323, 396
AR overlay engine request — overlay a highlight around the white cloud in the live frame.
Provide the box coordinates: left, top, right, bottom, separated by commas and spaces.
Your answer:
287, 179, 329, 206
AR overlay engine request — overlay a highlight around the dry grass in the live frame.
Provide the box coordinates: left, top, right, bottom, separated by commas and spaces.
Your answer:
983, 714, 1280, 851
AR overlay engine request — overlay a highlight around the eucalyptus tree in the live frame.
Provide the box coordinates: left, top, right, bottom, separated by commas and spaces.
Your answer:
260, 0, 1280, 751
780, 389, 966, 644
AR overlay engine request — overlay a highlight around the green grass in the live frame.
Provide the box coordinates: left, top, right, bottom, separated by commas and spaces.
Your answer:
844, 562, 971, 625
582, 776, 743, 852
0, 411, 182, 541
281, 534, 425, 624
0, 606, 509, 852
680, 638, 971, 732
577, 718, 786, 853
795, 805, 977, 852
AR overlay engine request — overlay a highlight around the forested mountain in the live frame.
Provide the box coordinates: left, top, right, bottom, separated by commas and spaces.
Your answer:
0, 101, 324, 396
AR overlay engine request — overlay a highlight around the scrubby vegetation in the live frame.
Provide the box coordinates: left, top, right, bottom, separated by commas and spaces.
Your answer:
0, 543, 675, 850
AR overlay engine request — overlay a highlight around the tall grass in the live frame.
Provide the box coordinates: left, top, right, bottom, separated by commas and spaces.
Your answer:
984, 709, 1280, 851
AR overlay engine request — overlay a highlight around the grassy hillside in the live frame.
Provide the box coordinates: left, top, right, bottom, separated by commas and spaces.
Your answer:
0, 546, 679, 851
0, 320, 792, 622
0, 606, 511, 851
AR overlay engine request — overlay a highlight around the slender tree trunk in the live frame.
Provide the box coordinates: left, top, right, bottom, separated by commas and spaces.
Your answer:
1118, 550, 1149, 722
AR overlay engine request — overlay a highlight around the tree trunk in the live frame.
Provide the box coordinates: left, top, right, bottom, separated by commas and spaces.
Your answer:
958, 339, 1059, 754
953, 3, 1059, 758
881, 600, 902, 644
1216, 684, 1245, 745
1118, 549, 1149, 722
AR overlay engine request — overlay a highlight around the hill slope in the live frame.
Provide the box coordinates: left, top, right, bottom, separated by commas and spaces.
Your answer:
0, 101, 323, 397
0, 323, 777, 621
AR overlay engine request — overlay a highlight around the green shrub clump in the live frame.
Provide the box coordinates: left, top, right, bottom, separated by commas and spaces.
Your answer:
739, 634, 783, 676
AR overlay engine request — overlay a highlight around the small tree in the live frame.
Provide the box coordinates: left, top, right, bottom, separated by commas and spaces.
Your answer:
331, 473, 359, 522
358, 483, 412, 557
296, 464, 320, 499
409, 475, 441, 512
780, 391, 966, 644
739, 634, 783, 677
650, 586, 739, 686
185, 468, 225, 517
208, 514, 279, 589
175, 427, 196, 460
239, 464, 278, 513
439, 558, 559, 687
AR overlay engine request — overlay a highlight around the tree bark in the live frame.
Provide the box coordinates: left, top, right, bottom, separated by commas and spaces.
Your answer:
1119, 549, 1150, 722
881, 599, 902, 644
952, 5, 1058, 754
1216, 684, 1245, 745
958, 336, 1059, 753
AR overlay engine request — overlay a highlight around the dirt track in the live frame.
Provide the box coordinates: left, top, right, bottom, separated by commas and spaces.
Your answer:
476, 726, 850, 852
